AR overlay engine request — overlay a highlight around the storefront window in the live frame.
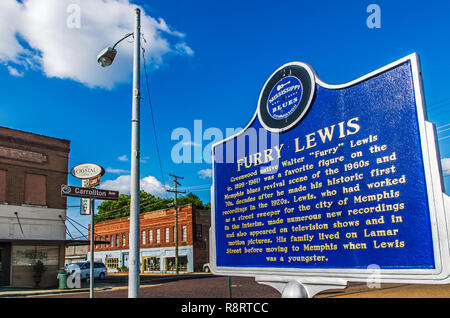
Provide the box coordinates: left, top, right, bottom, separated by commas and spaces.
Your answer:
12, 245, 59, 266
182, 226, 187, 242
143, 257, 160, 272
105, 257, 119, 269
142, 230, 146, 245
166, 256, 188, 272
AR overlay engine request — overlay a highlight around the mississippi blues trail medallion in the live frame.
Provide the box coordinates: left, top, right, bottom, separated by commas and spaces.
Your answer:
258, 62, 316, 133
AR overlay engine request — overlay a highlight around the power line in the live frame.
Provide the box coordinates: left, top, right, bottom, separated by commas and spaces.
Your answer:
58, 215, 74, 239
89, 197, 174, 220
185, 188, 211, 192
437, 123, 450, 131
141, 38, 167, 197
438, 127, 450, 134
64, 216, 88, 240
65, 188, 207, 224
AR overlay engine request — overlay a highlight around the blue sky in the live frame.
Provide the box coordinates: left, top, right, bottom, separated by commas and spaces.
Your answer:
1, 0, 449, 234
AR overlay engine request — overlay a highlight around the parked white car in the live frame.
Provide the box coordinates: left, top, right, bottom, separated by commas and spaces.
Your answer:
66, 262, 108, 280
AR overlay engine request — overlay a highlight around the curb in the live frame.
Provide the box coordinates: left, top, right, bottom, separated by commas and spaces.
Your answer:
0, 286, 114, 298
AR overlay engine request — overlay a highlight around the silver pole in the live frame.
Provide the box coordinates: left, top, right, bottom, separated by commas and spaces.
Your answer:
90, 199, 95, 298
128, 7, 141, 298
174, 184, 178, 275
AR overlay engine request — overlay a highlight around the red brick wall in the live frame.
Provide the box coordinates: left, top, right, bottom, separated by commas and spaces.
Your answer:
193, 209, 211, 271
91, 204, 211, 271
0, 126, 70, 209
91, 204, 197, 252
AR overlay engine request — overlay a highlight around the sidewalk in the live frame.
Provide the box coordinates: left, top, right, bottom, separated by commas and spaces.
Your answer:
0, 273, 208, 298
2, 277, 450, 298
0, 282, 114, 298
316, 282, 450, 298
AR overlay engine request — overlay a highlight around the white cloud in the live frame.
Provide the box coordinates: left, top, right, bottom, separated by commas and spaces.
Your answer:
442, 158, 450, 176
100, 175, 131, 194
175, 42, 194, 56
140, 176, 167, 196
198, 168, 212, 179
0, 0, 193, 89
100, 174, 167, 196
117, 154, 128, 162
7, 66, 24, 77
106, 167, 130, 174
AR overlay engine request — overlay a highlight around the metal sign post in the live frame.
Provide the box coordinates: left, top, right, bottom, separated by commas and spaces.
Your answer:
66, 163, 114, 298
90, 198, 95, 298
81, 179, 91, 215
62, 184, 119, 298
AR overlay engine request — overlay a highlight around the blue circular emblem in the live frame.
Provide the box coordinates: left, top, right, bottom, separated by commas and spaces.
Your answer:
258, 62, 316, 133
267, 76, 303, 120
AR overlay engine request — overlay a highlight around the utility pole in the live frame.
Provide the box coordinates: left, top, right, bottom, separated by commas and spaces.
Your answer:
90, 199, 95, 298
129, 8, 141, 298
167, 174, 186, 275
96, 7, 141, 298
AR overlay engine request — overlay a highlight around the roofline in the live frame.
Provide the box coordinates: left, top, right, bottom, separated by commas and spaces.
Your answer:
0, 126, 71, 144
93, 203, 195, 225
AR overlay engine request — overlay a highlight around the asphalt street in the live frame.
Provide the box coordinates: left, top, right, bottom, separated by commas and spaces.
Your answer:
3, 273, 450, 299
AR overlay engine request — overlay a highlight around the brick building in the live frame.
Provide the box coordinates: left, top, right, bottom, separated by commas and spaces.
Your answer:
0, 126, 71, 287
90, 204, 210, 273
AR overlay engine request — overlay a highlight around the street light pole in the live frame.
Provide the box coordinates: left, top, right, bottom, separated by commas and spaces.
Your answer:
90, 199, 95, 298
128, 7, 141, 298
97, 7, 141, 298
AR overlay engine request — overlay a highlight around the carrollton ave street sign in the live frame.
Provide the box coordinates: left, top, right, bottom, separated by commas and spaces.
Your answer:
61, 185, 119, 201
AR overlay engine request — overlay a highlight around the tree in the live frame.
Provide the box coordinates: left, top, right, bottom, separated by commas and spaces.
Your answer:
94, 194, 130, 223
177, 192, 205, 209
94, 191, 209, 223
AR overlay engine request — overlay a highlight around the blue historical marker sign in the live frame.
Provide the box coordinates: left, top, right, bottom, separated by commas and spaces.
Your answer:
210, 54, 450, 293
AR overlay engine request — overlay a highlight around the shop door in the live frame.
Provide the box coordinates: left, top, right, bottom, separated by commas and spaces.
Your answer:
122, 252, 129, 268
0, 243, 11, 286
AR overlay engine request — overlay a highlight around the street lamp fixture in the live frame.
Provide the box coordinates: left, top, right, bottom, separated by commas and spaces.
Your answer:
97, 9, 141, 299
97, 47, 117, 67
97, 32, 133, 67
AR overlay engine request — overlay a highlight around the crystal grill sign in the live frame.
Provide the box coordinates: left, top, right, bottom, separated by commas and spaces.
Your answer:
210, 53, 450, 298
70, 163, 105, 179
